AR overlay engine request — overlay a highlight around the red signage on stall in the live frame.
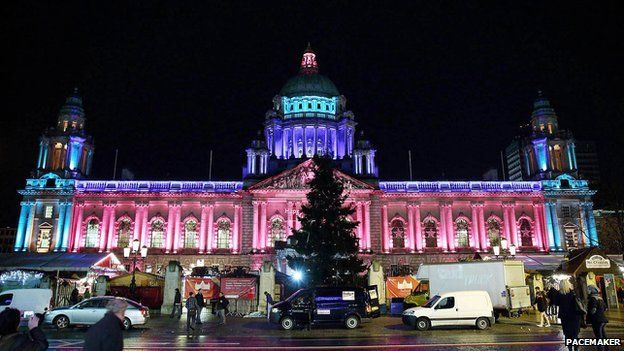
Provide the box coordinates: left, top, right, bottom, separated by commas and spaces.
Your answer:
386, 276, 421, 298
184, 277, 220, 300
220, 277, 257, 299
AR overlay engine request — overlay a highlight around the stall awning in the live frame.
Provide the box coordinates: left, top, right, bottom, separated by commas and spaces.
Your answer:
560, 247, 621, 276
480, 253, 565, 272
0, 252, 121, 272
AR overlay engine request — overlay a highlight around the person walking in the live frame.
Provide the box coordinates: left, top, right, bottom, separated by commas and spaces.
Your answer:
554, 280, 583, 351
215, 292, 229, 325
264, 291, 273, 320
83, 298, 127, 351
196, 289, 204, 324
0, 308, 48, 351
546, 284, 559, 323
185, 292, 198, 331
170, 288, 182, 319
535, 287, 551, 327
587, 285, 609, 351
70, 287, 79, 305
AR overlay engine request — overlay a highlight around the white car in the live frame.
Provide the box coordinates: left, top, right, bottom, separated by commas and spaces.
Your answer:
402, 290, 495, 330
0, 289, 52, 326
44, 296, 149, 330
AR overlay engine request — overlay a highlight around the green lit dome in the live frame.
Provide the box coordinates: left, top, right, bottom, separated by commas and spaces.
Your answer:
279, 73, 340, 98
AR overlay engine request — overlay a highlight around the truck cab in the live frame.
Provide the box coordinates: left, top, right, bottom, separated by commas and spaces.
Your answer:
269, 286, 380, 330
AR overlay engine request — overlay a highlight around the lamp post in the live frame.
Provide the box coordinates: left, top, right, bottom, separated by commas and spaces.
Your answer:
492, 237, 516, 259
124, 239, 147, 297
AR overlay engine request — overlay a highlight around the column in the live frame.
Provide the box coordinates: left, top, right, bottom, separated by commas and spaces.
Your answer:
543, 202, 556, 251
364, 201, 371, 250
260, 202, 267, 250
286, 201, 295, 236
381, 205, 389, 252
199, 204, 208, 253
140, 205, 149, 247
502, 203, 511, 243
22, 202, 36, 252
355, 202, 363, 249
536, 203, 549, 251
295, 202, 301, 230
324, 128, 328, 155
414, 204, 422, 252
72, 204, 85, 252
99, 205, 111, 252
53, 203, 67, 252
549, 202, 562, 250
133, 203, 142, 241
107, 204, 116, 251
509, 204, 518, 248
470, 203, 479, 250
532, 203, 544, 250
233, 205, 241, 253
407, 204, 415, 252
173, 205, 181, 253
477, 204, 487, 250
313, 126, 318, 155
584, 202, 599, 246
252, 201, 259, 250
165, 203, 175, 253
206, 205, 214, 252
61, 202, 73, 252
438, 204, 447, 251
15, 202, 31, 251
445, 205, 455, 252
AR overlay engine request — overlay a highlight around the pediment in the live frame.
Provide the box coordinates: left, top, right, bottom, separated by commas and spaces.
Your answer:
249, 159, 374, 190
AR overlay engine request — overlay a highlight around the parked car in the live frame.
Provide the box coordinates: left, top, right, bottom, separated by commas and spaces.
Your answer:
402, 290, 495, 331
269, 286, 380, 330
0, 288, 52, 326
44, 296, 149, 330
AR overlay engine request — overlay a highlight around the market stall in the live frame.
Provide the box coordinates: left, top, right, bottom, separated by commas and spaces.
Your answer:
109, 272, 165, 308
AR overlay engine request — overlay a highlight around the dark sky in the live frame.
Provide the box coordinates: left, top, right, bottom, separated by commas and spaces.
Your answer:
2, 2, 623, 226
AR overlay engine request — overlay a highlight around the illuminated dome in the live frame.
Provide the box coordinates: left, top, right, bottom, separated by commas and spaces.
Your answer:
279, 44, 339, 98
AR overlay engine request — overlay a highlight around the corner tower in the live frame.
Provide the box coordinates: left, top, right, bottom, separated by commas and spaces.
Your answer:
35, 88, 95, 179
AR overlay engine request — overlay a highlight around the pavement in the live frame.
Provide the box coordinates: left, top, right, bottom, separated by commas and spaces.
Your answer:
43, 309, 624, 350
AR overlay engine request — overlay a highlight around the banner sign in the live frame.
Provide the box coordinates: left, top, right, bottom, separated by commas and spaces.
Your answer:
386, 276, 421, 298
184, 277, 220, 300
585, 255, 611, 269
220, 277, 257, 299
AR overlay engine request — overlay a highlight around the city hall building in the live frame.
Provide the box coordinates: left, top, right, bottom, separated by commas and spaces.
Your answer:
13, 46, 598, 274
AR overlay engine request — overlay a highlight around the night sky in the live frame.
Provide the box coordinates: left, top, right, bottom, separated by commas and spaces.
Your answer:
3, 2, 623, 226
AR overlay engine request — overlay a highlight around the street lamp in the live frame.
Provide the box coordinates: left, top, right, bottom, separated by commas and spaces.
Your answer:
492, 237, 516, 259
124, 239, 147, 297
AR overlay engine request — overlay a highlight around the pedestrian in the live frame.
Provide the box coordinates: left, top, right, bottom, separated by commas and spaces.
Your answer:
84, 289, 91, 299
586, 285, 609, 351
83, 298, 127, 351
546, 284, 558, 323
215, 292, 229, 325
535, 287, 550, 327
170, 288, 182, 319
196, 289, 204, 324
553, 279, 583, 351
70, 287, 79, 305
185, 292, 198, 331
0, 308, 48, 351
264, 291, 273, 320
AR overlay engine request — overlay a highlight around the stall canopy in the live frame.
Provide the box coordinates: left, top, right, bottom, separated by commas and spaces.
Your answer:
481, 254, 565, 272
0, 252, 122, 272
559, 247, 621, 276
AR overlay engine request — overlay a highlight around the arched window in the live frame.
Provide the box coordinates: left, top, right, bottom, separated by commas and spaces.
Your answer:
487, 217, 502, 247
423, 218, 438, 248
390, 219, 406, 249
183, 219, 198, 249
217, 219, 231, 249
36, 222, 53, 253
455, 218, 470, 248
150, 218, 165, 248
117, 218, 132, 249
519, 218, 533, 247
85, 219, 100, 248
552, 144, 563, 170
268, 217, 285, 247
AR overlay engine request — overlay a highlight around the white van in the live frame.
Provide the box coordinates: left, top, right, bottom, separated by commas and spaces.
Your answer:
0, 289, 53, 320
402, 290, 494, 330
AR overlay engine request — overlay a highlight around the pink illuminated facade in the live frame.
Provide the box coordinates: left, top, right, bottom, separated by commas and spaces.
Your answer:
14, 46, 598, 273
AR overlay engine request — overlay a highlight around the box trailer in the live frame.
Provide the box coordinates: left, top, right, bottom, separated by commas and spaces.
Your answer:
416, 260, 531, 318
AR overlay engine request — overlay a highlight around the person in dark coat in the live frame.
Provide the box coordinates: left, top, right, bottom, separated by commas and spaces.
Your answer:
535, 287, 551, 327
70, 287, 80, 305
587, 285, 609, 351
196, 289, 204, 324
83, 298, 128, 351
546, 284, 558, 322
215, 293, 229, 325
264, 291, 274, 320
554, 280, 582, 351
0, 308, 48, 351
185, 292, 198, 331
170, 288, 182, 319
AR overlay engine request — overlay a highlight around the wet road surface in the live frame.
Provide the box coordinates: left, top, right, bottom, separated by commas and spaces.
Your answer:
44, 313, 624, 350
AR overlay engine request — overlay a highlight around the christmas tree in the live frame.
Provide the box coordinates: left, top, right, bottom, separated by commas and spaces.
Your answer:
287, 156, 366, 287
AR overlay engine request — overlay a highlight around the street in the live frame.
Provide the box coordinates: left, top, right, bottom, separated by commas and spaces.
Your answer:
43, 311, 624, 350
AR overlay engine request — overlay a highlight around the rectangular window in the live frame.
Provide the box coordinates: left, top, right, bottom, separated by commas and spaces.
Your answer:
44, 206, 54, 219
561, 206, 571, 218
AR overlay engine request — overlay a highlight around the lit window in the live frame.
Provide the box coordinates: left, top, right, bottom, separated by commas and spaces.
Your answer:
519, 219, 533, 246
217, 220, 231, 249
117, 219, 132, 248
268, 218, 284, 247
390, 219, 406, 249
150, 219, 165, 248
85, 219, 100, 248
183, 220, 198, 248
423, 219, 438, 248
455, 219, 469, 248
44, 206, 54, 219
